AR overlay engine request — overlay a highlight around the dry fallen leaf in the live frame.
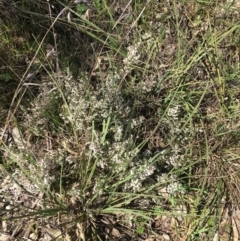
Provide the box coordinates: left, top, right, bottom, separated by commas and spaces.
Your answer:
144, 238, 154, 241
76, 222, 85, 241
232, 217, 239, 241
29, 232, 38, 240
42, 226, 62, 241
0, 233, 11, 241
2, 221, 7, 232
64, 232, 72, 241
111, 228, 121, 238
162, 233, 171, 241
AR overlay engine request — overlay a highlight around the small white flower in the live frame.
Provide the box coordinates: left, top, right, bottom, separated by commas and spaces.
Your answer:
167, 105, 180, 119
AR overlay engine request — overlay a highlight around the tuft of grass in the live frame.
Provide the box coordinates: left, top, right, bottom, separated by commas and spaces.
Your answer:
1, 0, 240, 240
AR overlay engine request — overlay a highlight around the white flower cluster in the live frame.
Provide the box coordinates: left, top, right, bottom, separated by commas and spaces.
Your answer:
165, 144, 184, 167
87, 131, 137, 172
141, 75, 157, 93
131, 116, 145, 129
5, 65, 189, 205
123, 42, 141, 71
88, 132, 160, 193
0, 153, 41, 207
38, 149, 65, 185
60, 78, 89, 131
163, 105, 184, 167
60, 69, 128, 133
167, 105, 180, 120
157, 174, 184, 196
124, 159, 156, 192
41, 71, 159, 195
21, 80, 61, 136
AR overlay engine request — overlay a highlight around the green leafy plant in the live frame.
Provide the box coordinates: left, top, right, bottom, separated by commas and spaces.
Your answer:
0, 73, 11, 82
76, 3, 88, 14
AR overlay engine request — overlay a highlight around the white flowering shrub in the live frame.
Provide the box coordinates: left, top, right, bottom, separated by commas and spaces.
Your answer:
2, 1, 240, 240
